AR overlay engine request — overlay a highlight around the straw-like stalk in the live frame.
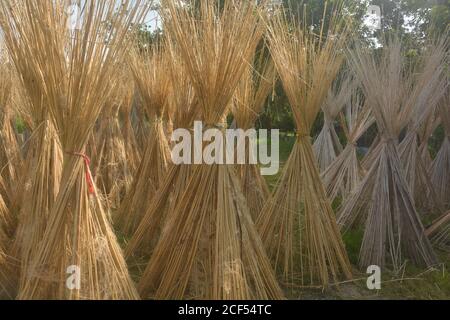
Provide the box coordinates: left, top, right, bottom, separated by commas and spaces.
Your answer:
430, 94, 450, 209
0, 192, 15, 298
135, 0, 283, 300
426, 210, 450, 249
0, 59, 23, 213
233, 49, 276, 221
116, 44, 171, 236
361, 134, 381, 170
321, 96, 374, 202
0, 61, 15, 296
398, 38, 448, 216
93, 74, 134, 210
119, 78, 141, 176
0, 55, 17, 237
338, 39, 438, 271
0, 4, 64, 297
11, 121, 63, 296
418, 110, 440, 172
257, 5, 352, 287
132, 99, 149, 156
1, 0, 151, 300
125, 39, 198, 258
313, 75, 355, 173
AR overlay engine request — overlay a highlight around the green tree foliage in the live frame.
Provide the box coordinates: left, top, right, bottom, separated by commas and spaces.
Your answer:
135, 0, 448, 133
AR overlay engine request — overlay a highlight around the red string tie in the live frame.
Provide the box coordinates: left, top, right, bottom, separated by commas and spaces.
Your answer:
67, 152, 96, 195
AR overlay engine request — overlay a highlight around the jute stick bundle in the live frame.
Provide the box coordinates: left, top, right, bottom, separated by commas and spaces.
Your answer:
0, 54, 15, 297
0, 4, 64, 297
430, 93, 450, 209
0, 55, 17, 236
426, 210, 450, 249
119, 76, 141, 177
313, 75, 355, 173
233, 49, 276, 221
93, 72, 134, 210
1, 0, 151, 300
116, 43, 172, 236
257, 5, 352, 287
399, 38, 448, 216
0, 59, 23, 214
0, 193, 15, 298
338, 38, 438, 271
125, 37, 199, 258
136, 0, 284, 300
321, 94, 374, 202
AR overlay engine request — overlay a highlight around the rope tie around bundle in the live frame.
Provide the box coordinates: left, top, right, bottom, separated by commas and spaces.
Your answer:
324, 116, 334, 128
296, 132, 311, 140
66, 151, 96, 195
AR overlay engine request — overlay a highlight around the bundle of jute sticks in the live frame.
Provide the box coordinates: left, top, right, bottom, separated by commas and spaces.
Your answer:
0, 0, 448, 300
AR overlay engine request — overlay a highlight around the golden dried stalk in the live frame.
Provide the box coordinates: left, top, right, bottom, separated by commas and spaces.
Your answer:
0, 59, 23, 212
119, 76, 141, 176
257, 5, 352, 287
0, 193, 15, 299
0, 69, 15, 295
11, 122, 63, 296
116, 43, 172, 236
1, 0, 151, 299
125, 39, 198, 258
136, 0, 283, 300
0, 6, 64, 298
93, 70, 134, 210
233, 49, 276, 220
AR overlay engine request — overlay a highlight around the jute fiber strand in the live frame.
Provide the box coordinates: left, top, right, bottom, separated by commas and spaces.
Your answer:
125, 39, 199, 258
313, 75, 354, 173
398, 38, 448, 216
0, 3, 64, 297
430, 93, 450, 209
232, 49, 276, 221
1, 0, 151, 300
338, 39, 438, 271
116, 43, 172, 236
321, 94, 374, 202
257, 5, 352, 287
136, 0, 283, 300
